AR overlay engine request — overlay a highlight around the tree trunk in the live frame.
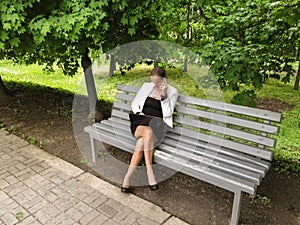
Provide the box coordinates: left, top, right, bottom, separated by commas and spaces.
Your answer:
81, 47, 99, 121
294, 45, 299, 91
186, 4, 190, 41
294, 62, 300, 91
109, 54, 116, 76
183, 57, 188, 73
0, 75, 11, 97
183, 3, 190, 73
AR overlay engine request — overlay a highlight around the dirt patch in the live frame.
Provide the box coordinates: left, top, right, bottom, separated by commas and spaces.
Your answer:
256, 98, 295, 113
0, 85, 299, 225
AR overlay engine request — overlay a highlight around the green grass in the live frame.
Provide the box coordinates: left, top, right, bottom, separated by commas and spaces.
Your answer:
257, 78, 300, 172
0, 60, 81, 93
1, 60, 300, 173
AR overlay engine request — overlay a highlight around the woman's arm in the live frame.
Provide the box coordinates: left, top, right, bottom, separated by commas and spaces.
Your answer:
131, 83, 151, 113
161, 85, 178, 118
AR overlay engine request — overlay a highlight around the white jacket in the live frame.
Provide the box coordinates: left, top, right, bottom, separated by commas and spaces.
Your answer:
131, 82, 178, 128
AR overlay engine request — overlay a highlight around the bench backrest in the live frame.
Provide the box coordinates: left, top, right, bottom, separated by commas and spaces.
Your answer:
112, 84, 282, 161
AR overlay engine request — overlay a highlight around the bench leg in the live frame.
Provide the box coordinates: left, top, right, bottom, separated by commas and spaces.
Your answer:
89, 137, 97, 163
230, 191, 242, 225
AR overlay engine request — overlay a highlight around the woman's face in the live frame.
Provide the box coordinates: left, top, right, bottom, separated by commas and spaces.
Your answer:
151, 74, 163, 87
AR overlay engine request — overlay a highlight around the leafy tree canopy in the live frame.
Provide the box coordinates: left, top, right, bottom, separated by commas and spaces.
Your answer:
0, 0, 161, 75
199, 0, 300, 92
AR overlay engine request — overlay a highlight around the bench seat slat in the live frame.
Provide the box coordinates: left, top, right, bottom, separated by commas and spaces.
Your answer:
97, 120, 263, 184
170, 126, 273, 160
86, 123, 257, 195
109, 109, 275, 161
102, 118, 269, 174
106, 117, 271, 170
154, 151, 256, 194
161, 139, 268, 176
165, 133, 270, 170
85, 125, 135, 153
111, 109, 130, 121
158, 144, 262, 185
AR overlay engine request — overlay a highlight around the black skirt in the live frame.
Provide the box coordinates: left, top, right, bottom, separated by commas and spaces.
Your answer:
129, 112, 167, 147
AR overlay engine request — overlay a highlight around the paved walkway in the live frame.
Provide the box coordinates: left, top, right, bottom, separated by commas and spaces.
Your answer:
0, 129, 188, 225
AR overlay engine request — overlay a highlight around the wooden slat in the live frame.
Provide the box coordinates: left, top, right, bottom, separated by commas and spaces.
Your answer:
111, 109, 130, 121
165, 132, 271, 169
86, 121, 257, 194
161, 139, 268, 176
106, 116, 271, 169
154, 151, 256, 194
169, 126, 273, 160
117, 84, 139, 93
177, 95, 282, 122
174, 116, 276, 147
175, 105, 279, 134
116, 93, 135, 102
96, 119, 269, 178
113, 102, 131, 112
158, 144, 262, 184
110, 103, 276, 159
115, 87, 282, 123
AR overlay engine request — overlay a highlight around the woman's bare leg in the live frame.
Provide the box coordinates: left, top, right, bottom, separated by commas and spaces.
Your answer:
135, 126, 157, 186
122, 138, 143, 188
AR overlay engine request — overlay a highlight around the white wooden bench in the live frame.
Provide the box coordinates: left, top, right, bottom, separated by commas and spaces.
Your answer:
84, 84, 282, 225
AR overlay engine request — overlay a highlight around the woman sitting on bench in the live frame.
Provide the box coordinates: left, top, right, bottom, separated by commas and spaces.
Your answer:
121, 67, 178, 193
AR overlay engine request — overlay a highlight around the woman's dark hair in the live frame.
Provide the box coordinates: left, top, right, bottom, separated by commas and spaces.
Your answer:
151, 67, 166, 78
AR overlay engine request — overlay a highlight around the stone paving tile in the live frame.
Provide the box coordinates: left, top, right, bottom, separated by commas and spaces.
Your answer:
120, 211, 141, 225
88, 213, 109, 225
102, 219, 120, 225
112, 207, 133, 223
16, 216, 42, 225
0, 131, 187, 225
1, 213, 19, 225
98, 202, 119, 218
79, 209, 100, 224
137, 217, 161, 225
42, 204, 61, 218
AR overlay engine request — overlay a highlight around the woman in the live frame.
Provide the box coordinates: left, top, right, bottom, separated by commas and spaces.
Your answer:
121, 67, 178, 193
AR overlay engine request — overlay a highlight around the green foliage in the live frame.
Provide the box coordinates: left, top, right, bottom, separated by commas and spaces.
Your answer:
158, 0, 299, 100
26, 135, 43, 148
250, 194, 271, 205
80, 159, 88, 164
15, 212, 24, 220
199, 0, 299, 94
98, 151, 108, 160
231, 90, 256, 107
0, 0, 162, 75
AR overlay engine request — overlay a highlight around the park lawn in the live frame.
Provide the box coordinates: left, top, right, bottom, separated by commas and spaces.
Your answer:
0, 60, 299, 173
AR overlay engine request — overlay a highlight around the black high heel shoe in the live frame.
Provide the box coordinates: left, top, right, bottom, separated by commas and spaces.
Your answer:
121, 186, 131, 193
149, 184, 159, 191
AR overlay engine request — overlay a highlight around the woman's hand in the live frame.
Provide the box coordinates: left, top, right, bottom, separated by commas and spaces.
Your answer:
160, 78, 168, 96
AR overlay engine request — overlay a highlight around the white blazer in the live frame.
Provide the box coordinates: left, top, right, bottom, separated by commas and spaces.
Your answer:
131, 82, 178, 128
